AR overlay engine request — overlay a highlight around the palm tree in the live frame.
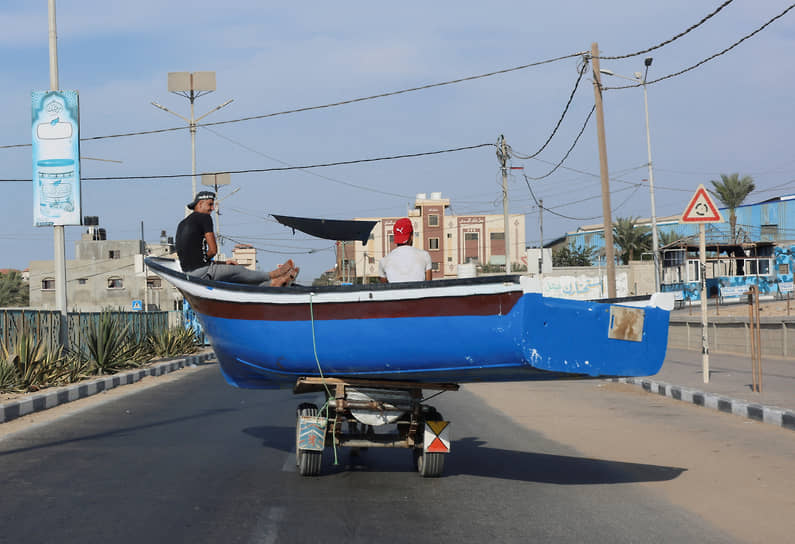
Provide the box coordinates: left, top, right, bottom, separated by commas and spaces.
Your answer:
612, 217, 651, 265
709, 173, 755, 243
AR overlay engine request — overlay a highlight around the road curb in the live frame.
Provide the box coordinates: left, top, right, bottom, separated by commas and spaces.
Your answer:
0, 352, 215, 424
611, 377, 795, 432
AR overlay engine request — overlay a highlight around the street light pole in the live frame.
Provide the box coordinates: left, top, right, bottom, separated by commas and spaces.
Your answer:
600, 57, 660, 291
640, 59, 661, 292
152, 72, 233, 206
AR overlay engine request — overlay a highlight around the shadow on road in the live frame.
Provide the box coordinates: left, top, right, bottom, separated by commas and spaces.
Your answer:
447, 436, 686, 484
242, 426, 686, 484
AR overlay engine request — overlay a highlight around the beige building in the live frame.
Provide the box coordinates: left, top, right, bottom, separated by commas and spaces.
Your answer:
338, 192, 526, 281
29, 226, 183, 312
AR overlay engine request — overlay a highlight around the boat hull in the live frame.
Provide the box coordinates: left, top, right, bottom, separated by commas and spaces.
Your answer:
147, 258, 671, 389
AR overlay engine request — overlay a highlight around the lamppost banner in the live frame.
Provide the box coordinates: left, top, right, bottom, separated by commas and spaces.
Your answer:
32, 90, 82, 226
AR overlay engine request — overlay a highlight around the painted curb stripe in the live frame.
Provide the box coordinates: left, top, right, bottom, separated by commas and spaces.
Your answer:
612, 377, 795, 431
0, 353, 215, 424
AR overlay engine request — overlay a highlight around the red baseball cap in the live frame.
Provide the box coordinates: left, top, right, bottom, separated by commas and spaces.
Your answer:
393, 218, 413, 244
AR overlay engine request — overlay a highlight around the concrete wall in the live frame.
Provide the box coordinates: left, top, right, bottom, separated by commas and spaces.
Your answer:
537, 261, 656, 299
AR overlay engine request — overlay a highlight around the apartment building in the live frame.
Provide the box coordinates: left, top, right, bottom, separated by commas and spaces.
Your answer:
338, 192, 526, 281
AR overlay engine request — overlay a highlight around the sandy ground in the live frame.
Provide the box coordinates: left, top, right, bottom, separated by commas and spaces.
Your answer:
466, 380, 795, 544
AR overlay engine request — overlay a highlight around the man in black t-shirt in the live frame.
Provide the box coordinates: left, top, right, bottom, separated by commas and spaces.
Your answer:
175, 191, 297, 286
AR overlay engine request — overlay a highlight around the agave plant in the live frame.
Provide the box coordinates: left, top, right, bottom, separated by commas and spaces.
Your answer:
0, 359, 18, 392
147, 327, 199, 358
0, 329, 66, 392
82, 311, 147, 374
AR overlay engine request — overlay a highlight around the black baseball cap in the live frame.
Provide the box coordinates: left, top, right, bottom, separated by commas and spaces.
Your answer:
187, 191, 216, 210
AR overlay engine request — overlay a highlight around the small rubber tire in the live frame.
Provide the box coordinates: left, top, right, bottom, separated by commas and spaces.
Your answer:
417, 451, 445, 477
415, 409, 446, 477
296, 403, 322, 476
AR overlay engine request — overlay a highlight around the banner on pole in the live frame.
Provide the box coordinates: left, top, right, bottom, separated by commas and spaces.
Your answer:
32, 90, 82, 226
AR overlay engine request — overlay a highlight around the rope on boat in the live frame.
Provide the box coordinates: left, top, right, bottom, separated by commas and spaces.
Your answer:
309, 292, 339, 466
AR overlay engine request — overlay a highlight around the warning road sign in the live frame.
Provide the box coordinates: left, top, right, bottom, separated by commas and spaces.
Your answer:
680, 184, 723, 223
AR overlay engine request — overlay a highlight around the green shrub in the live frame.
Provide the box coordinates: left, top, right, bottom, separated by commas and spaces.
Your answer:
0, 330, 66, 392
81, 311, 149, 374
147, 327, 199, 358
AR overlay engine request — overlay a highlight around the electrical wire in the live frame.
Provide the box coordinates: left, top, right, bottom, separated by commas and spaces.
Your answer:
0, 143, 494, 182
520, 106, 595, 180
603, 4, 795, 90
0, 52, 586, 150
507, 57, 590, 160
598, 0, 736, 60
200, 125, 414, 200
223, 235, 334, 255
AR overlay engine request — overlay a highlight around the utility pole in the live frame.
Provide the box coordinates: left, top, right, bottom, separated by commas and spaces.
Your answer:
539, 199, 544, 276
48, 0, 68, 348
141, 221, 148, 312
498, 135, 511, 274
591, 43, 616, 298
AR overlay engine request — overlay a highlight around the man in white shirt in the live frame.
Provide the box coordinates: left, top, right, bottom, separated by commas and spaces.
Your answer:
378, 217, 433, 282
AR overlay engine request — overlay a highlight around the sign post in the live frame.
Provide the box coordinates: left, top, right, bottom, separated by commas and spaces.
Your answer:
680, 184, 723, 383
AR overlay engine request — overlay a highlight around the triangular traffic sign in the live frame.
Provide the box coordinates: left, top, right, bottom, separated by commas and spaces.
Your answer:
680, 184, 723, 223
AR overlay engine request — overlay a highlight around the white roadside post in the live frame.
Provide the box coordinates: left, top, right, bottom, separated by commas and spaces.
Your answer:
680, 184, 723, 384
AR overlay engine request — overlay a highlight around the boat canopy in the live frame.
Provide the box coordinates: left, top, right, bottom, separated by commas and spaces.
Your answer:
273, 214, 377, 244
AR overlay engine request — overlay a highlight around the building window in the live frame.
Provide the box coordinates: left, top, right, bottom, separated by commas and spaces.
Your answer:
447, 233, 452, 238
147, 277, 162, 289
447, 257, 453, 262
428, 238, 440, 250
760, 224, 778, 241
107, 277, 124, 289
41, 278, 55, 290
465, 232, 478, 241
108, 250, 120, 259
77, 278, 87, 285
432, 261, 441, 271
490, 232, 505, 241
368, 256, 375, 264
428, 214, 439, 227
779, 264, 790, 275
388, 234, 394, 246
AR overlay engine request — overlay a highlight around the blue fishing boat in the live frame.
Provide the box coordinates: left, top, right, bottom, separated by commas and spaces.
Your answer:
145, 256, 673, 390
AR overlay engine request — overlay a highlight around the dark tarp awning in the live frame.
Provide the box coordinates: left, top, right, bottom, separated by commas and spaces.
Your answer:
272, 215, 377, 244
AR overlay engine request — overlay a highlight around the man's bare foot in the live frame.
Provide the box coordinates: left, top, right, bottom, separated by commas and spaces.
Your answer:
270, 275, 290, 287
271, 260, 295, 279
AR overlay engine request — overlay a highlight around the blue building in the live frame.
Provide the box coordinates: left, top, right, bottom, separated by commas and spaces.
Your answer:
563, 194, 795, 300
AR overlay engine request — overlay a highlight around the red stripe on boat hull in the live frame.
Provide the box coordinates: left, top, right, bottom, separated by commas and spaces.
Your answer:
183, 291, 523, 321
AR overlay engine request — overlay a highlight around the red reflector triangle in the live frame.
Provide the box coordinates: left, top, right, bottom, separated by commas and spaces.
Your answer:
427, 436, 448, 453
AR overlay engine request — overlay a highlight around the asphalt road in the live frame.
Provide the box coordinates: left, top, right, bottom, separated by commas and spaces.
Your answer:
0, 366, 735, 544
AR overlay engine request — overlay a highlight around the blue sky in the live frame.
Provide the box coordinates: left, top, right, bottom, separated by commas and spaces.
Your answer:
1, 1, 794, 280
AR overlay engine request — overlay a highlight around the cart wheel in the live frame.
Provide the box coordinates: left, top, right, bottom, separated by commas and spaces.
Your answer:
417, 451, 445, 477
296, 403, 322, 476
415, 410, 445, 477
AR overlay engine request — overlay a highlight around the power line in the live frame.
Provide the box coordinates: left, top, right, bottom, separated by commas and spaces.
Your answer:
603, 3, 795, 90
0, 52, 586, 150
598, 0, 736, 60
0, 143, 494, 182
507, 57, 589, 160
200, 125, 413, 199
517, 106, 596, 180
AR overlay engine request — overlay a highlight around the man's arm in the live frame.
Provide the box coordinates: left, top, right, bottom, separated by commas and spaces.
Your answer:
425, 269, 432, 281
204, 231, 218, 260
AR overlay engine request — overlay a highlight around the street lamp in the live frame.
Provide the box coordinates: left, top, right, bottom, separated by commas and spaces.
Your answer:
600, 58, 661, 292
152, 72, 233, 204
